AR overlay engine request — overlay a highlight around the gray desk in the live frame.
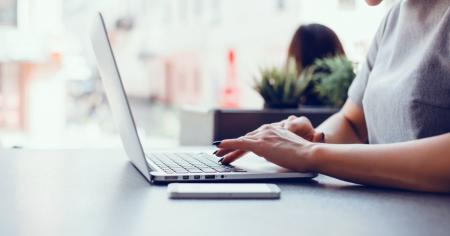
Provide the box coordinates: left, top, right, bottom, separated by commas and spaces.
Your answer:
0, 149, 449, 236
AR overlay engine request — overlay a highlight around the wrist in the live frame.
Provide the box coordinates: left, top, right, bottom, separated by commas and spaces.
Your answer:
306, 142, 327, 172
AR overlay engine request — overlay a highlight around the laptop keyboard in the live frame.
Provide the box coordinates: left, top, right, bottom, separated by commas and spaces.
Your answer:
147, 152, 246, 174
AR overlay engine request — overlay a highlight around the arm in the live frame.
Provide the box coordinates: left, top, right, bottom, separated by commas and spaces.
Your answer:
311, 133, 450, 192
217, 126, 450, 193
309, 100, 450, 192
216, 120, 450, 192
315, 100, 368, 144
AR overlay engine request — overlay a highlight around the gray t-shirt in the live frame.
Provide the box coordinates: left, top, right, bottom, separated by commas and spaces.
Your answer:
348, 0, 450, 144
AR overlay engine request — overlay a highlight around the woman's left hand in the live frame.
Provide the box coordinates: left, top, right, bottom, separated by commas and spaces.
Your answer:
216, 124, 317, 172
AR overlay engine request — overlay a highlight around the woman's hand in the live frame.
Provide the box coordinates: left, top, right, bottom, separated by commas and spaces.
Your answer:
277, 115, 324, 142
215, 124, 317, 172
214, 116, 323, 164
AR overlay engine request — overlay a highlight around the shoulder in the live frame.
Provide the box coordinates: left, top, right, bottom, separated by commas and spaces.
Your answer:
376, 1, 402, 40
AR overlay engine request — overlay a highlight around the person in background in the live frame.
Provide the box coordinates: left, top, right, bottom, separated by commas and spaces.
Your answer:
287, 23, 345, 76
286, 23, 348, 106
214, 0, 450, 193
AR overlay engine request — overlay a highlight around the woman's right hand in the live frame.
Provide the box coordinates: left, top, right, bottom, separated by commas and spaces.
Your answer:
214, 115, 324, 164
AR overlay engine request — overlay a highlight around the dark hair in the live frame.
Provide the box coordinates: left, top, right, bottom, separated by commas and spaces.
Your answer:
288, 24, 345, 74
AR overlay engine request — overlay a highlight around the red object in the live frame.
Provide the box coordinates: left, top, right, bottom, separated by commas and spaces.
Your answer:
228, 50, 235, 64
220, 49, 240, 108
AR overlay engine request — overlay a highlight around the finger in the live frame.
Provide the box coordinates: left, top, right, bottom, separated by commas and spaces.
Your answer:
287, 115, 297, 120
285, 121, 310, 134
285, 117, 315, 141
285, 116, 311, 129
282, 115, 298, 128
220, 150, 248, 165
218, 137, 257, 151
215, 132, 259, 157
214, 148, 235, 157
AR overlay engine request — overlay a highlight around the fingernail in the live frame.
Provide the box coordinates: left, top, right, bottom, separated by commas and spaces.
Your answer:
218, 157, 224, 163
213, 150, 218, 155
212, 141, 222, 146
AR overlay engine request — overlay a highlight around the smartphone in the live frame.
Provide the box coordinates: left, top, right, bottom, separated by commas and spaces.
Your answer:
167, 183, 281, 199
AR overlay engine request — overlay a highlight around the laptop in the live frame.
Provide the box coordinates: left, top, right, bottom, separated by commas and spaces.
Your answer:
90, 12, 316, 183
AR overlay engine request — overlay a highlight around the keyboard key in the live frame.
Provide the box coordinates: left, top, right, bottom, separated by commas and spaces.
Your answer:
193, 164, 209, 168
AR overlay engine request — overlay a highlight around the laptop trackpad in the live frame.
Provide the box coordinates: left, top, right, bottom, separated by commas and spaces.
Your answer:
231, 153, 292, 173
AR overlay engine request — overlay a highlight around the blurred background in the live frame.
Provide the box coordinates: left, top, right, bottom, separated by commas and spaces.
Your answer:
0, 0, 394, 149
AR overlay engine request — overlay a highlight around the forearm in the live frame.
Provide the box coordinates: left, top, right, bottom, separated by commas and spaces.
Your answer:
310, 133, 450, 192
315, 100, 368, 144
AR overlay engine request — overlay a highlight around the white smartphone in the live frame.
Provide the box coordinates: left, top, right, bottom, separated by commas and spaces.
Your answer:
167, 183, 281, 199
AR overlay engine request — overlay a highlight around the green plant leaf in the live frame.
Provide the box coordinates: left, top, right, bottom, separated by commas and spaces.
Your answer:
254, 58, 309, 107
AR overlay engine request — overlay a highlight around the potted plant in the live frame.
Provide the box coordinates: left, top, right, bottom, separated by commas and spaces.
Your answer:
254, 60, 309, 109
298, 56, 356, 108
254, 56, 355, 109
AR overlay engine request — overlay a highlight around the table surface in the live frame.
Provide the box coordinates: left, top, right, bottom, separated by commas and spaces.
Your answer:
0, 149, 449, 236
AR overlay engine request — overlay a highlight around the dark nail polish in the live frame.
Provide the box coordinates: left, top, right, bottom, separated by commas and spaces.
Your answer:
218, 157, 224, 163
213, 150, 218, 155
212, 141, 222, 146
